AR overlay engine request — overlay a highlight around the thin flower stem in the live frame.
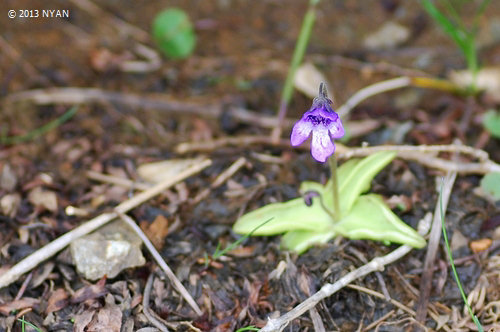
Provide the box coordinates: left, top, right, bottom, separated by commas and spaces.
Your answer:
328, 155, 341, 222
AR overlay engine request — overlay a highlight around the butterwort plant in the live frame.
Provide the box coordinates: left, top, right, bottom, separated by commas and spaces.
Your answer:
233, 83, 426, 253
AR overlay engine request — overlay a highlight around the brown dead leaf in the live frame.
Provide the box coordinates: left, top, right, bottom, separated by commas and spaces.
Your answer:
449, 67, 500, 102
137, 157, 204, 184
0, 297, 39, 315
140, 215, 169, 249
28, 187, 58, 212
470, 238, 492, 253
0, 163, 17, 191
1, 193, 21, 217
294, 62, 332, 99
71, 276, 108, 304
73, 309, 95, 332
227, 245, 257, 258
190, 118, 213, 142
46, 288, 68, 314
86, 294, 122, 332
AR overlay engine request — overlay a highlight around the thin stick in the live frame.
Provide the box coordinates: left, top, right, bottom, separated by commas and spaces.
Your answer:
346, 284, 415, 316
86, 170, 151, 191
176, 139, 500, 175
69, 0, 149, 41
5, 88, 221, 118
0, 36, 50, 85
416, 171, 457, 323
117, 212, 202, 316
175, 135, 301, 154
336, 76, 463, 119
339, 144, 488, 162
143, 272, 170, 332
117, 212, 203, 316
192, 157, 247, 203
0, 160, 211, 289
336, 77, 411, 118
362, 310, 395, 332
260, 213, 432, 332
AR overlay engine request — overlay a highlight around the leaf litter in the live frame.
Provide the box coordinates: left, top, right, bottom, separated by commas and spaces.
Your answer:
1, 1, 500, 331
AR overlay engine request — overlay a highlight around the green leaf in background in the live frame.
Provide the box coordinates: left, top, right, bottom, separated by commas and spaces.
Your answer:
483, 110, 500, 138
480, 172, 500, 200
152, 8, 196, 59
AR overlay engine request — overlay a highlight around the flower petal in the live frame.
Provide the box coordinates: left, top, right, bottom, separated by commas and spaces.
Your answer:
291, 119, 313, 146
328, 119, 345, 139
310, 127, 335, 162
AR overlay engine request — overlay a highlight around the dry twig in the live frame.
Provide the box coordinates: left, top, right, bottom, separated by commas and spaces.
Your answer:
416, 172, 457, 324
346, 284, 415, 317
260, 213, 432, 332
175, 135, 301, 154
143, 272, 170, 332
336, 77, 411, 118
192, 156, 247, 203
86, 170, 151, 191
117, 212, 202, 316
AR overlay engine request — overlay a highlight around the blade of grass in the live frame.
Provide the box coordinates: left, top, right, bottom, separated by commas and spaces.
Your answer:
439, 178, 483, 331
421, 0, 491, 84
272, 0, 320, 140
17, 317, 43, 332
422, 0, 469, 52
236, 326, 260, 332
212, 217, 274, 260
1, 106, 78, 145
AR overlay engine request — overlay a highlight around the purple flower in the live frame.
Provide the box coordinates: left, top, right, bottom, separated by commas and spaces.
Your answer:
290, 83, 344, 162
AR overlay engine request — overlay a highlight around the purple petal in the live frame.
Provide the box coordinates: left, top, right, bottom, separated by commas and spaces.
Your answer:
290, 119, 313, 146
310, 127, 335, 162
328, 118, 345, 139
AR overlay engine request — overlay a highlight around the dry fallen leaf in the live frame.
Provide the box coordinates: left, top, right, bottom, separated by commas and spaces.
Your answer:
28, 186, 58, 212
469, 238, 493, 254
0, 163, 17, 191
71, 277, 108, 304
73, 309, 95, 332
1, 193, 21, 217
140, 214, 169, 249
86, 294, 122, 332
449, 67, 500, 102
470, 238, 492, 253
294, 62, 332, 99
0, 297, 40, 315
363, 21, 410, 49
46, 288, 69, 314
137, 157, 205, 184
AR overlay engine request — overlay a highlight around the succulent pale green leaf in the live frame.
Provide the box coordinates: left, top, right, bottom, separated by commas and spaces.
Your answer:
281, 229, 336, 254
233, 197, 332, 236
483, 110, 500, 139
321, 152, 396, 217
480, 172, 500, 200
332, 194, 426, 248
299, 181, 326, 194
